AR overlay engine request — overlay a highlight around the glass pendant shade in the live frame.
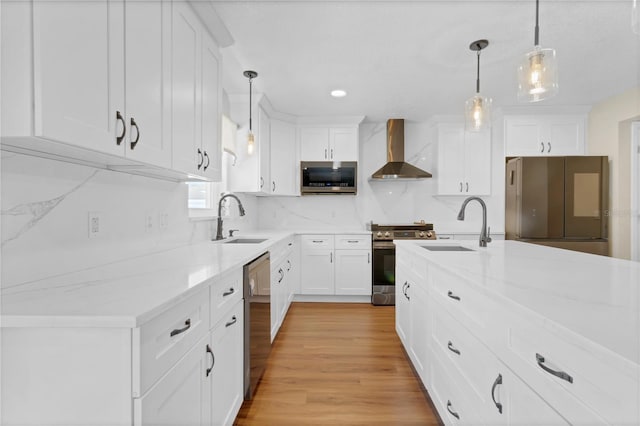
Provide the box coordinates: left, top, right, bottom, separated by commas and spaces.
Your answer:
517, 46, 559, 102
633, 0, 639, 34
465, 94, 492, 132
247, 131, 255, 155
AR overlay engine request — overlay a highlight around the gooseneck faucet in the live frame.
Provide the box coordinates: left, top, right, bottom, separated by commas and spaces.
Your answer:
457, 196, 492, 247
215, 194, 246, 241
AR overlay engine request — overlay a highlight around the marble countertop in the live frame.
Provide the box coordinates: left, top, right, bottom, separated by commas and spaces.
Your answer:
395, 240, 640, 365
1, 232, 293, 328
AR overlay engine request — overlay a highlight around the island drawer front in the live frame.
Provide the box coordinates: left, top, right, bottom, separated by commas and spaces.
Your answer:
300, 234, 334, 250
430, 266, 490, 334
430, 296, 501, 418
210, 268, 243, 329
430, 346, 485, 426
504, 313, 636, 425
136, 288, 210, 396
334, 234, 370, 250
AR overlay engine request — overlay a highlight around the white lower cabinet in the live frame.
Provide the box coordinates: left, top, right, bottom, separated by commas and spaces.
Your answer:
300, 234, 371, 296
395, 245, 599, 425
270, 237, 297, 340
135, 334, 212, 426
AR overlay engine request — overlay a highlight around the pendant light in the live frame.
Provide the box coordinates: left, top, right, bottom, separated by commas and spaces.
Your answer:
243, 70, 258, 155
465, 39, 491, 132
633, 0, 639, 34
517, 0, 558, 102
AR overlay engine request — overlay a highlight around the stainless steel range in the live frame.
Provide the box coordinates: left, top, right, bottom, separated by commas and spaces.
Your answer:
370, 222, 436, 305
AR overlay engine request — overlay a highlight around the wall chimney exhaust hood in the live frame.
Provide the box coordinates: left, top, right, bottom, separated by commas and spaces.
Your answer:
371, 119, 432, 179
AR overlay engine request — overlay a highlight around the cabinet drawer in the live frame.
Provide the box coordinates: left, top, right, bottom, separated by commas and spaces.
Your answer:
135, 288, 210, 396
430, 266, 491, 334
300, 234, 334, 250
431, 297, 499, 416
504, 313, 635, 424
334, 234, 371, 250
210, 268, 243, 329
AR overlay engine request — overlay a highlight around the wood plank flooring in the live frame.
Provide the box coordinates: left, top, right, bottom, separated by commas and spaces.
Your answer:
235, 303, 440, 425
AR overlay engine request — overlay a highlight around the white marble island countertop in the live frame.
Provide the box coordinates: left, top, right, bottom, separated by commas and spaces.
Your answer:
395, 240, 640, 366
1, 232, 293, 328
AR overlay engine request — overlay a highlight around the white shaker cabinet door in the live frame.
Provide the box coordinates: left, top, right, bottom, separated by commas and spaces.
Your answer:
270, 119, 298, 195
124, 0, 172, 168
300, 127, 330, 161
200, 31, 223, 181
300, 250, 334, 294
437, 124, 465, 195
330, 127, 358, 161
134, 335, 212, 426
334, 249, 371, 295
171, 2, 202, 175
32, 0, 125, 154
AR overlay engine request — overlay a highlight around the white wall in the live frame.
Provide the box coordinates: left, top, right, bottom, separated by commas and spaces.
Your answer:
587, 87, 640, 259
0, 153, 257, 287
258, 120, 505, 235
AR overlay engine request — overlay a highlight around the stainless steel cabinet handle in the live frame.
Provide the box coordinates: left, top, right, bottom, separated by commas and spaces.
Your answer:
465, 182, 469, 192
324, 148, 328, 159
330, 148, 334, 159
170, 319, 191, 337
260, 177, 264, 189
206, 344, 214, 377
540, 142, 545, 153
447, 341, 460, 355
222, 288, 235, 297
367, 253, 370, 264
446, 401, 460, 420
312, 240, 323, 243
130, 117, 140, 149
203, 151, 210, 171
439, 236, 451, 240
115, 111, 126, 145
272, 181, 276, 192
447, 291, 461, 301
330, 252, 333, 263
459, 182, 463, 192
197, 149, 204, 169
225, 315, 237, 328
547, 142, 551, 153
491, 373, 503, 414
286, 260, 291, 271
536, 353, 573, 383
347, 240, 359, 243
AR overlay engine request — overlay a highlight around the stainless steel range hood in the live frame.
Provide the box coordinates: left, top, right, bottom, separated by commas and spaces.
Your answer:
371, 119, 432, 179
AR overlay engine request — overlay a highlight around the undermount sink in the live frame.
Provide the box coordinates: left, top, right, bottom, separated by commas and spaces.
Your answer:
421, 245, 474, 252
222, 238, 268, 244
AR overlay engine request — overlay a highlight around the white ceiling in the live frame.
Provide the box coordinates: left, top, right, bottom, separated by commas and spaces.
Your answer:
211, 0, 639, 122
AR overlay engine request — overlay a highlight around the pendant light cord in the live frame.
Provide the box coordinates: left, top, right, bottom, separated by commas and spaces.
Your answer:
534, 0, 540, 46
476, 48, 481, 94
248, 76, 253, 132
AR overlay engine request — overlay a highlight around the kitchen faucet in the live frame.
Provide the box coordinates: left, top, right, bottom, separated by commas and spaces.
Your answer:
215, 194, 246, 241
457, 196, 491, 247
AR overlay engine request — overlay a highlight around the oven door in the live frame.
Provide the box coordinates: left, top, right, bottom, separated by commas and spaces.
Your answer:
371, 241, 395, 305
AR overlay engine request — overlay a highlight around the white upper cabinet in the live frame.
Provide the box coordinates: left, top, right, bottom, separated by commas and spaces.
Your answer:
124, 0, 172, 168
300, 126, 359, 161
171, 2, 222, 180
1, 0, 222, 181
270, 119, 298, 195
437, 122, 491, 196
30, 0, 125, 155
504, 114, 586, 156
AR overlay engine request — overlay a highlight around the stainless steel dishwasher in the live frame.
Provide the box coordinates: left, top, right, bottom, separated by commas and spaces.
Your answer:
243, 252, 271, 400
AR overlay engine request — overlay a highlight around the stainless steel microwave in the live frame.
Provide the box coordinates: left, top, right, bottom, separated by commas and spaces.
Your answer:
300, 161, 357, 194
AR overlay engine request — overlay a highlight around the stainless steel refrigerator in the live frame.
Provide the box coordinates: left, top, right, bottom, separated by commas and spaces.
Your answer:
505, 156, 609, 256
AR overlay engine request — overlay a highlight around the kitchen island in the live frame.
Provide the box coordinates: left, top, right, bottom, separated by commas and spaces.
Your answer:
395, 239, 639, 425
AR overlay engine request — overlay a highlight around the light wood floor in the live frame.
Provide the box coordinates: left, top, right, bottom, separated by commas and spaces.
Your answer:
235, 302, 440, 425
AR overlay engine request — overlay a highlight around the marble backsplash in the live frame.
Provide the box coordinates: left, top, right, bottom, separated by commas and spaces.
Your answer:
258, 121, 505, 233
1, 152, 256, 286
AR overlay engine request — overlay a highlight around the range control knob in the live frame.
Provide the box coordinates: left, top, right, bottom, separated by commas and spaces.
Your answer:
418, 231, 425, 238
384, 231, 391, 238
376, 231, 383, 238
426, 231, 433, 238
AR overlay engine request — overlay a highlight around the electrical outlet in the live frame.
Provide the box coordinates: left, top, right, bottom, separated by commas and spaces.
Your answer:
88, 212, 103, 238
145, 212, 154, 233
159, 212, 168, 231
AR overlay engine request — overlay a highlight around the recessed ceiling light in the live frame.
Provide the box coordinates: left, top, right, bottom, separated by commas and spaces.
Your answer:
331, 89, 347, 98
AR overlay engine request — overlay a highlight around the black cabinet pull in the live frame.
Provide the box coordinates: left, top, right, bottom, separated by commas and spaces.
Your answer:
272, 181, 276, 192
540, 142, 545, 153
197, 149, 204, 169
459, 182, 463, 192
206, 344, 215, 377
222, 288, 235, 297
447, 291, 461, 301
404, 282, 410, 301
446, 400, 460, 420
330, 148, 334, 159
286, 260, 291, 271
447, 341, 460, 355
130, 117, 140, 149
465, 182, 469, 192
225, 315, 237, 328
203, 151, 210, 171
170, 319, 191, 337
536, 353, 573, 383
547, 142, 551, 153
260, 177, 264, 188
115, 111, 126, 145
278, 268, 284, 283
324, 148, 328, 159
491, 374, 503, 414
